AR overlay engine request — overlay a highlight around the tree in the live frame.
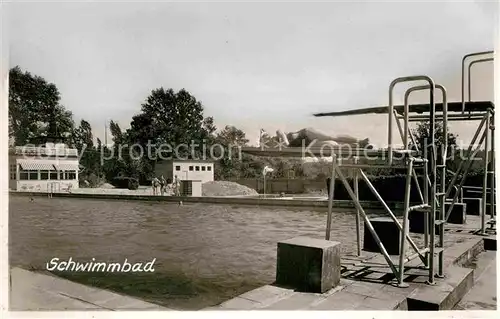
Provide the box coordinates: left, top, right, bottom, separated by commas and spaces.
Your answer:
411, 121, 460, 183
102, 120, 128, 181
107, 119, 155, 183
121, 88, 215, 182
109, 120, 124, 145
411, 121, 457, 155
216, 125, 249, 147
201, 116, 217, 145
213, 125, 251, 179
130, 88, 212, 156
9, 66, 75, 145
73, 119, 94, 150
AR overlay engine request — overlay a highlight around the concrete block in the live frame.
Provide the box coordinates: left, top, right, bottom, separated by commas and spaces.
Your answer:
276, 237, 341, 294
407, 266, 473, 310
363, 217, 400, 255
463, 198, 482, 215
483, 237, 497, 251
409, 210, 442, 235
445, 203, 466, 224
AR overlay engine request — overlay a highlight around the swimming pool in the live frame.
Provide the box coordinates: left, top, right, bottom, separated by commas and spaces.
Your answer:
9, 196, 362, 310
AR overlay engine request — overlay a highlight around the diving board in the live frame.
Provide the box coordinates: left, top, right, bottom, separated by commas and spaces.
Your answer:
313, 101, 494, 118
240, 146, 417, 158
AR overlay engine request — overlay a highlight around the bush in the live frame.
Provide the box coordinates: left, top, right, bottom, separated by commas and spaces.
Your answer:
327, 175, 423, 202
111, 177, 139, 190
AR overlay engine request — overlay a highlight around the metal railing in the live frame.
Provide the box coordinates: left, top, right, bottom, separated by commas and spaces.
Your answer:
326, 75, 445, 286
449, 51, 496, 234
461, 51, 494, 113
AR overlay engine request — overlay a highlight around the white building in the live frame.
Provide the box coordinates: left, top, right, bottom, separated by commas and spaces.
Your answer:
155, 159, 214, 184
8, 143, 80, 192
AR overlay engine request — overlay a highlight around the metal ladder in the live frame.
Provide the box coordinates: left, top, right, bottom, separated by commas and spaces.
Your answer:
394, 83, 448, 281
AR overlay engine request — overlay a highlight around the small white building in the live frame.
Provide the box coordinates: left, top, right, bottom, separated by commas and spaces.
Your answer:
155, 159, 215, 184
8, 143, 80, 192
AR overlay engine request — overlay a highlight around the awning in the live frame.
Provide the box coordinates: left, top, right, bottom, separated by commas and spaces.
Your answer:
54, 163, 79, 171
18, 161, 55, 170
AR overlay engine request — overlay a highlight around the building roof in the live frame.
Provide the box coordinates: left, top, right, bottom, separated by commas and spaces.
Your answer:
9, 145, 78, 157
159, 159, 215, 164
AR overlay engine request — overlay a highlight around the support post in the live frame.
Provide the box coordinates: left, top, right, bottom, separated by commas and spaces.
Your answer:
481, 111, 491, 235
325, 155, 337, 240
354, 157, 361, 256
423, 141, 429, 267
489, 111, 495, 222
398, 158, 414, 288
428, 81, 437, 286
263, 174, 266, 198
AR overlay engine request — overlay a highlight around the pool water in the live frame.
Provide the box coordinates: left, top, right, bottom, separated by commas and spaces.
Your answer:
9, 195, 361, 310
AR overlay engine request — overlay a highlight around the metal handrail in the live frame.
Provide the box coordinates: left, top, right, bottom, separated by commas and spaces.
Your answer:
461, 51, 494, 112
468, 58, 494, 102
388, 76, 435, 165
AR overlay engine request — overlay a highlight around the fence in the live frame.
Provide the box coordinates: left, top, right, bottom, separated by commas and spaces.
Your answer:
227, 178, 326, 194
228, 171, 492, 199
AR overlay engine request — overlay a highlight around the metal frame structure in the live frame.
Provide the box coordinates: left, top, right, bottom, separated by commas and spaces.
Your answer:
322, 51, 495, 286
447, 51, 496, 235
241, 50, 495, 288
325, 76, 446, 287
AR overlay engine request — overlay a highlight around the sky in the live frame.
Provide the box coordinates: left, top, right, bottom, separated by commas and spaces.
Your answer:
8, 0, 498, 147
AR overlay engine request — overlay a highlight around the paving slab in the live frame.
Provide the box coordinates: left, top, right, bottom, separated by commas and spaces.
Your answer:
10, 267, 171, 311
309, 291, 367, 310
261, 292, 325, 310
217, 296, 262, 310
354, 295, 403, 310
455, 251, 497, 310
343, 280, 413, 301
236, 284, 295, 304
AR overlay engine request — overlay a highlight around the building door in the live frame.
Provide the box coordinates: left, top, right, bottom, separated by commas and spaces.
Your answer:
180, 180, 193, 196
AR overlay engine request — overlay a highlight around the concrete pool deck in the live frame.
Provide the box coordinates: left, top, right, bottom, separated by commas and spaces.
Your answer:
10, 190, 408, 212
207, 216, 497, 311
9, 267, 171, 311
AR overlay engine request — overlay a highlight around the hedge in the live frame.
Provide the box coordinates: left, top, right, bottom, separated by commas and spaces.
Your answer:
326, 173, 492, 203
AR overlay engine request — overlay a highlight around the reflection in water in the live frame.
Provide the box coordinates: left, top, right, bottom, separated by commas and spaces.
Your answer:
9, 196, 359, 310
